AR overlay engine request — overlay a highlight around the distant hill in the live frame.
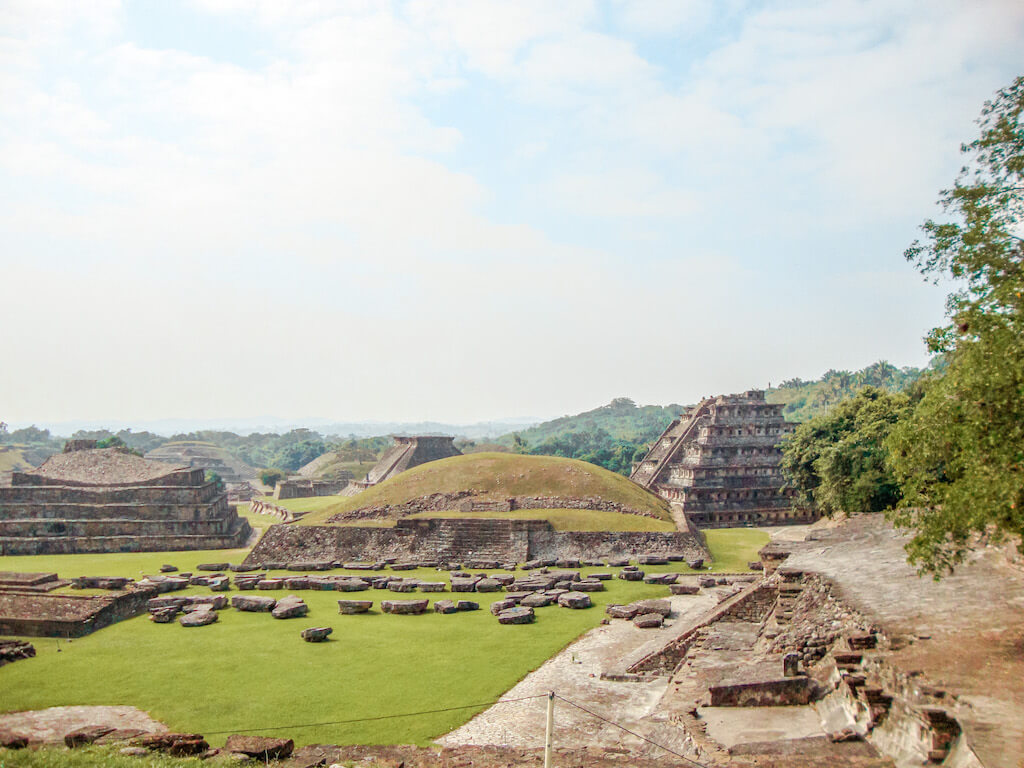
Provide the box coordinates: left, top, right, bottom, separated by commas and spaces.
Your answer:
489, 361, 933, 476
765, 360, 932, 422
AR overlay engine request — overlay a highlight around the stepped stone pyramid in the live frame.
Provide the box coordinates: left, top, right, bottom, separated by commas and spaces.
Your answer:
0, 442, 252, 554
344, 436, 462, 494
630, 390, 815, 528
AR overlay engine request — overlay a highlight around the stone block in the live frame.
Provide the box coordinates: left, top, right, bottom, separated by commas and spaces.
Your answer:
497, 606, 535, 625
573, 580, 605, 592
638, 555, 668, 566
633, 613, 663, 629
160, 565, 178, 573
301, 627, 333, 642
521, 593, 553, 608
670, 584, 700, 595
335, 579, 370, 592
337, 600, 372, 614
232, 595, 277, 612
271, 596, 309, 619
618, 570, 645, 581
490, 599, 516, 615
475, 578, 504, 593
197, 563, 230, 571
223, 735, 294, 760
256, 579, 285, 590
606, 604, 638, 620
631, 599, 671, 617
388, 580, 420, 593
450, 578, 479, 593
65, 726, 116, 747
179, 608, 218, 627
557, 592, 592, 609
418, 582, 446, 592
456, 600, 479, 612
590, 573, 613, 580
433, 600, 457, 614
381, 599, 429, 615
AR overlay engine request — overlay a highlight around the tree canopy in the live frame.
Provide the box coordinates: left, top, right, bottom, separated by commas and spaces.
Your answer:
886, 76, 1024, 575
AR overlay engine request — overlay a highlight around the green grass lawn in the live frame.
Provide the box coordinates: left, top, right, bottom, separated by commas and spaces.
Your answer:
298, 453, 673, 526
0, 531, 766, 747
253, 496, 345, 515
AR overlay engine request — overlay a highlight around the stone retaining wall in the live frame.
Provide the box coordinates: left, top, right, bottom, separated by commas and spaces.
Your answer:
244, 518, 707, 566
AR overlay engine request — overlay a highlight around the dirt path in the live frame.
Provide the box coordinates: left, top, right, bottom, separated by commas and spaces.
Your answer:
438, 590, 722, 759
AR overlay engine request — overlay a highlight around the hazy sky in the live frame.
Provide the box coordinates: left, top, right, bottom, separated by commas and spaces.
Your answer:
2, 0, 1022, 427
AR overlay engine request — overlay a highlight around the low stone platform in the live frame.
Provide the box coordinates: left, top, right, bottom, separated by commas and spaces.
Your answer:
0, 572, 69, 593
0, 587, 155, 637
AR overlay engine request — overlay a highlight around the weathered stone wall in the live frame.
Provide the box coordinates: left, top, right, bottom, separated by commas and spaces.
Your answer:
274, 478, 349, 500
328, 492, 668, 524
244, 519, 707, 566
0, 483, 221, 505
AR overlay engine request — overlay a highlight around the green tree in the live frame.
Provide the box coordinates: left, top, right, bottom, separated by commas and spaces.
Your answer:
259, 468, 286, 488
887, 76, 1024, 575
781, 387, 910, 517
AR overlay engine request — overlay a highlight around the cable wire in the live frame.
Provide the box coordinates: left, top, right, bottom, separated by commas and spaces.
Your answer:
553, 693, 711, 768
203, 694, 547, 736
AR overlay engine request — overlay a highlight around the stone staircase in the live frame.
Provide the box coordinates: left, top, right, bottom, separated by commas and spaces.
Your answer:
396, 518, 522, 562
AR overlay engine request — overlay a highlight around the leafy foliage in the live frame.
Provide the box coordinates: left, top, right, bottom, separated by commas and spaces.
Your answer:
886, 77, 1024, 575
780, 387, 911, 517
258, 467, 286, 487
766, 360, 929, 422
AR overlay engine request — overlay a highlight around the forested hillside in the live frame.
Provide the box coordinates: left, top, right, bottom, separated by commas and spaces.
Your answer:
765, 360, 932, 422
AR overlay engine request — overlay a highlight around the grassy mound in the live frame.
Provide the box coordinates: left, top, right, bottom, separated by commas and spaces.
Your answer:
0, 445, 33, 472
297, 453, 672, 528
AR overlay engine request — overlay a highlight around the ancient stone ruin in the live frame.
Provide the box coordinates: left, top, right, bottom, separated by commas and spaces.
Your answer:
631, 390, 814, 527
273, 477, 349, 500
0, 442, 252, 554
344, 435, 462, 494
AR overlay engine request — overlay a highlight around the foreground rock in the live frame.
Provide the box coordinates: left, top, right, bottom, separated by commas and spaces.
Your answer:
271, 595, 309, 619
178, 608, 218, 627
557, 592, 592, 609
633, 613, 664, 629
232, 595, 277, 612
224, 734, 294, 759
381, 599, 429, 615
497, 606, 535, 625
301, 627, 333, 642
337, 600, 373, 614
139, 732, 209, 756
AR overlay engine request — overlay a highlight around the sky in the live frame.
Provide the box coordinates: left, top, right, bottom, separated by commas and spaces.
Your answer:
1, 0, 1022, 428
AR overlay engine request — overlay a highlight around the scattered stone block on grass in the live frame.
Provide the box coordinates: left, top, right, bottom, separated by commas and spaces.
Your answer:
450, 578, 479, 593
638, 555, 668, 565
521, 593, 553, 608
433, 600, 457, 614
590, 572, 613, 581
381, 599, 429, 615
633, 613, 664, 629
490, 599, 516, 615
687, 557, 705, 570
644, 573, 678, 585
618, 570, 645, 581
149, 607, 179, 623
456, 600, 479, 611
607, 557, 630, 567
497, 606, 535, 625
272, 596, 309, 619
418, 582, 446, 592
388, 580, 420, 593
301, 627, 333, 642
232, 595, 277, 612
257, 579, 285, 590
336, 578, 370, 592
160, 565, 178, 573
337, 600, 373, 614
197, 563, 229, 572
0, 640, 36, 666
179, 608, 218, 627
475, 578, 503, 593
224, 735, 295, 760
390, 563, 418, 571
573, 580, 605, 592
557, 592, 592, 609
